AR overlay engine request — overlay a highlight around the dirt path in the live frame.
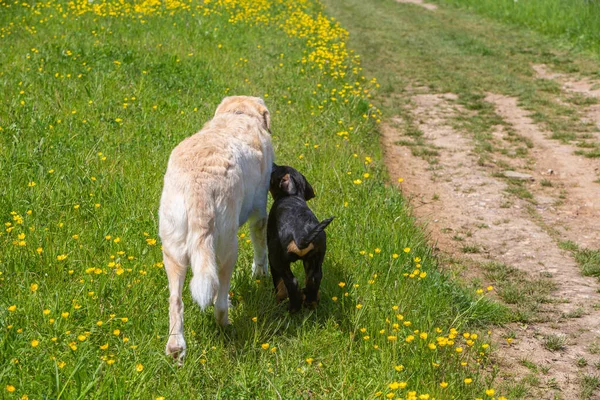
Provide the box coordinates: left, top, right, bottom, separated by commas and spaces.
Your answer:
394, 0, 437, 11
381, 78, 600, 398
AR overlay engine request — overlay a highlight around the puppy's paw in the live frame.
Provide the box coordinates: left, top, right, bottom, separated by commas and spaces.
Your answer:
166, 335, 187, 365
302, 289, 320, 309
275, 279, 289, 302
288, 303, 302, 314
304, 300, 319, 310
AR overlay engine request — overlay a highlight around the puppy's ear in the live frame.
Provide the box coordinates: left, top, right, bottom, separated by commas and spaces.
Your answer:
272, 163, 279, 172
280, 173, 296, 195
303, 179, 315, 201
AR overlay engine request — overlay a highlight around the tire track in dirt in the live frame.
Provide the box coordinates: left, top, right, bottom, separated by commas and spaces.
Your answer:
486, 93, 600, 250
395, 0, 437, 11
382, 91, 600, 399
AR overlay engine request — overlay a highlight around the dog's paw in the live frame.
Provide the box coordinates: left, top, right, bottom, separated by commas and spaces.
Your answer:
220, 324, 237, 339
215, 307, 231, 327
288, 304, 302, 314
251, 260, 268, 277
166, 335, 187, 365
302, 289, 320, 309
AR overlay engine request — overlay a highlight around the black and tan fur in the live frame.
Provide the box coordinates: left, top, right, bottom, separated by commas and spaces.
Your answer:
267, 164, 334, 312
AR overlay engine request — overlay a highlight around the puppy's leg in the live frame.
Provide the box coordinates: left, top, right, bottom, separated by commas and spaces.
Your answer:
249, 216, 268, 277
269, 250, 288, 303
164, 250, 188, 363
214, 236, 237, 326
303, 252, 324, 309
280, 266, 302, 313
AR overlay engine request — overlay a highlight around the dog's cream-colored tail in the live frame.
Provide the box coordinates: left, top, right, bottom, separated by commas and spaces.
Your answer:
186, 190, 219, 310
189, 244, 218, 310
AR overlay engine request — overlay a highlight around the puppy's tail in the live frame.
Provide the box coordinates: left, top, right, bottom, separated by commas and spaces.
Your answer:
297, 216, 335, 249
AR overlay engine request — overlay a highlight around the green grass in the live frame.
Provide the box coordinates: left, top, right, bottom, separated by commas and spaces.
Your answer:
481, 262, 556, 323
581, 374, 600, 400
439, 0, 600, 57
543, 334, 566, 352
0, 0, 507, 398
559, 242, 600, 281
575, 249, 600, 279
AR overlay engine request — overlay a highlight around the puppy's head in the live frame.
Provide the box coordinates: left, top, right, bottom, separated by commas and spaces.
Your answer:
270, 164, 315, 201
214, 96, 271, 132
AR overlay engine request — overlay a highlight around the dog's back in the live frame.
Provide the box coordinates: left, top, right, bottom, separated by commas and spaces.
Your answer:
268, 196, 332, 260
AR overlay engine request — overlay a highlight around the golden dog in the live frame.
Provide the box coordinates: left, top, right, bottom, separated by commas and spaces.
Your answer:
158, 96, 274, 362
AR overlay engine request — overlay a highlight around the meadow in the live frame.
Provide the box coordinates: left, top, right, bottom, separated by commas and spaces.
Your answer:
440, 0, 600, 57
1, 0, 505, 398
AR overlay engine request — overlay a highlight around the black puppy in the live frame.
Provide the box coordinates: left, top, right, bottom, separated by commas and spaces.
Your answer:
267, 164, 334, 312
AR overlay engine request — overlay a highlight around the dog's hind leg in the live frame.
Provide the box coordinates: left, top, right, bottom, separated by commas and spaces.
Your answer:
280, 266, 302, 313
249, 216, 268, 277
164, 250, 188, 363
214, 235, 237, 326
269, 250, 288, 303
303, 251, 324, 309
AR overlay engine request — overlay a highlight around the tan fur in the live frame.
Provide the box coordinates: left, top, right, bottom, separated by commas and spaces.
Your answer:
275, 279, 288, 302
287, 240, 314, 257
159, 96, 274, 362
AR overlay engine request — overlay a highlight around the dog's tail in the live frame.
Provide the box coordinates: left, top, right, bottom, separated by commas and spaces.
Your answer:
186, 192, 219, 310
296, 216, 335, 249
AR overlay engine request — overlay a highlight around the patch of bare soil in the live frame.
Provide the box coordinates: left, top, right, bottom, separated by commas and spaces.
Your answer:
381, 92, 600, 399
395, 0, 437, 11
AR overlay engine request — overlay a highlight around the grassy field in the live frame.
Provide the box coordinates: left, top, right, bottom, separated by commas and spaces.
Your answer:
440, 0, 600, 57
0, 0, 507, 398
